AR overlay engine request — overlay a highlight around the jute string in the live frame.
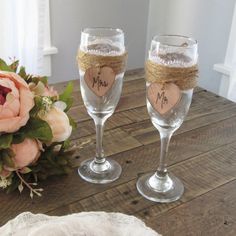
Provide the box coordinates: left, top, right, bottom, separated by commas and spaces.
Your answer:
77, 50, 128, 75
146, 60, 198, 90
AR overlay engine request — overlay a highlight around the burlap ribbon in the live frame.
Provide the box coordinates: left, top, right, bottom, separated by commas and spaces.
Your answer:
145, 60, 198, 90
77, 50, 128, 75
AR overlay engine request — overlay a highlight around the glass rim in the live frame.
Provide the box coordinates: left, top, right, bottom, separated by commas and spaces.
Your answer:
152, 34, 198, 49
81, 27, 124, 37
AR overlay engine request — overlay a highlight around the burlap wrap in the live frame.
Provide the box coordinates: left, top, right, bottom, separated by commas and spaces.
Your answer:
145, 60, 198, 90
77, 50, 128, 75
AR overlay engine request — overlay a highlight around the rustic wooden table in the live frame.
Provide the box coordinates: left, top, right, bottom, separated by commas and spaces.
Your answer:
1, 70, 236, 235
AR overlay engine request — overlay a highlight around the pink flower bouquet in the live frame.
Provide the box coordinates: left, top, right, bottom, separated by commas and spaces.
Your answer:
0, 59, 76, 198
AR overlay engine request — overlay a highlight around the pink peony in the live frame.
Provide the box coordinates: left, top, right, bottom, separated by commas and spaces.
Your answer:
0, 72, 34, 133
11, 138, 41, 169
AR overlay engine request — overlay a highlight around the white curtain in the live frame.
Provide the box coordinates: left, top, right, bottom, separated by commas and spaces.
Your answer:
0, 0, 47, 75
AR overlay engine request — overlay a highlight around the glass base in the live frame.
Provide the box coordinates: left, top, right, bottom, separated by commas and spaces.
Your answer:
78, 158, 122, 184
136, 172, 184, 203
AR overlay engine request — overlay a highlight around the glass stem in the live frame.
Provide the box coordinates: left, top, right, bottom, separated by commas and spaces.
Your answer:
94, 118, 106, 164
156, 130, 173, 177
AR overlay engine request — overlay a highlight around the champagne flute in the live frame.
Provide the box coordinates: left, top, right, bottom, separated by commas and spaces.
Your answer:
77, 28, 127, 184
137, 35, 198, 202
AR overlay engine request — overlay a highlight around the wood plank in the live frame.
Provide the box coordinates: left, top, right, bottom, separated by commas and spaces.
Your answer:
131, 105, 236, 145
0, 72, 232, 236
68, 105, 89, 122
68, 89, 146, 123
136, 141, 236, 220
69, 81, 204, 112
52, 68, 204, 95
66, 77, 147, 123
69, 81, 204, 109
70, 114, 236, 170
69, 88, 212, 138
70, 110, 134, 140
120, 77, 145, 95
72, 101, 236, 140
47, 140, 236, 230
1, 113, 236, 225
61, 77, 146, 109
70, 78, 146, 108
70, 87, 212, 140
52, 69, 145, 94
123, 68, 145, 81
122, 91, 236, 145
146, 180, 236, 236
73, 127, 142, 160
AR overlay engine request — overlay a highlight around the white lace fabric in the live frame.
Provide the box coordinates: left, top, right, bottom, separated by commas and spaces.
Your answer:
0, 212, 161, 236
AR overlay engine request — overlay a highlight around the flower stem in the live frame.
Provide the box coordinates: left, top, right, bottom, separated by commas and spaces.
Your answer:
15, 171, 42, 197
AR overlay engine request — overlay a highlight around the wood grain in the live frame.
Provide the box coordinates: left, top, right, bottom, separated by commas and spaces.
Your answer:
68, 88, 146, 123
1, 114, 236, 225
70, 87, 215, 141
73, 127, 142, 159
71, 114, 236, 164
147, 179, 236, 236
122, 91, 236, 145
48, 141, 236, 231
0, 71, 236, 236
53, 68, 145, 94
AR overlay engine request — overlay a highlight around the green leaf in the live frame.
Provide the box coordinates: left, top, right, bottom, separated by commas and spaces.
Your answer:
0, 161, 3, 173
68, 115, 77, 129
2, 153, 15, 168
0, 59, 13, 72
9, 60, 19, 72
39, 76, 48, 86
6, 175, 20, 194
5, 148, 15, 157
62, 139, 70, 150
20, 167, 32, 174
0, 134, 13, 149
20, 118, 53, 142
56, 158, 68, 165
29, 96, 44, 117
12, 133, 25, 144
59, 82, 73, 112
18, 66, 27, 79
